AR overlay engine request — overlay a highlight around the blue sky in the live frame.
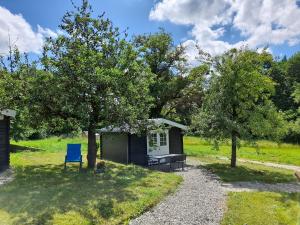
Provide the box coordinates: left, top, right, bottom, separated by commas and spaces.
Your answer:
0, 0, 189, 42
0, 0, 300, 64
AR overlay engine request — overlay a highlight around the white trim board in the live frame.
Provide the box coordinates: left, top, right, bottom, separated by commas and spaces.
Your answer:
149, 118, 188, 131
98, 118, 188, 133
0, 109, 16, 118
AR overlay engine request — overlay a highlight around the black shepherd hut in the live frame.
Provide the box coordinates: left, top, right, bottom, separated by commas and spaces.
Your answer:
0, 109, 16, 171
98, 118, 188, 166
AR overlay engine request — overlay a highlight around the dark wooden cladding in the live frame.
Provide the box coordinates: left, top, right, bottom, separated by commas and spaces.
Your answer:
169, 127, 184, 154
101, 133, 128, 164
128, 134, 147, 165
0, 117, 10, 171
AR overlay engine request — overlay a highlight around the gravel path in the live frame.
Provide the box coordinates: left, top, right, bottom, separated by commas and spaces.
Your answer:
130, 164, 226, 225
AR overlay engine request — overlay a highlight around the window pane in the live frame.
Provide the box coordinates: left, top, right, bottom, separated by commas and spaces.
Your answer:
160, 133, 167, 146
149, 133, 157, 147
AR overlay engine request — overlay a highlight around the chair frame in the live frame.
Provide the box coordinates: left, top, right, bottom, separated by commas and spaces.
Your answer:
64, 144, 83, 171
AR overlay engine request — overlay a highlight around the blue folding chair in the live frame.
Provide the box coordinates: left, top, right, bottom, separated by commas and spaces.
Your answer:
64, 144, 83, 170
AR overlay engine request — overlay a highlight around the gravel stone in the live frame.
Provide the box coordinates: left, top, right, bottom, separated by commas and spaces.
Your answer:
130, 163, 226, 225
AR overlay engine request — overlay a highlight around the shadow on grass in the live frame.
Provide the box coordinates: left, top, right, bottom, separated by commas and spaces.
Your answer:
10, 144, 43, 153
0, 163, 152, 225
279, 192, 300, 204
200, 163, 296, 183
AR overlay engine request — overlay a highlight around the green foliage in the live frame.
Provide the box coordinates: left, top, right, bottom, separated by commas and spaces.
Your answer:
0, 47, 47, 140
192, 48, 287, 166
287, 52, 300, 84
134, 29, 193, 121
290, 83, 300, 137
222, 192, 300, 225
39, 0, 154, 167
163, 64, 208, 124
194, 48, 285, 141
41, 0, 153, 128
270, 53, 300, 143
269, 59, 295, 111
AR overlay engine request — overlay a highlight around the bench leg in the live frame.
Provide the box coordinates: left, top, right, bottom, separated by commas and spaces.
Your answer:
64, 162, 67, 170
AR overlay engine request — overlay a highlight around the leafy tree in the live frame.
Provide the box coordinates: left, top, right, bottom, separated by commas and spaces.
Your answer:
287, 52, 300, 84
192, 49, 286, 167
162, 64, 208, 124
0, 47, 42, 140
291, 83, 300, 138
269, 52, 300, 143
133, 30, 188, 119
286, 52, 300, 143
40, 0, 153, 168
269, 59, 296, 111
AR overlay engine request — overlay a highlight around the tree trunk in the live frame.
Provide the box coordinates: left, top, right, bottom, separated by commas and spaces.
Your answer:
231, 131, 237, 168
87, 126, 97, 169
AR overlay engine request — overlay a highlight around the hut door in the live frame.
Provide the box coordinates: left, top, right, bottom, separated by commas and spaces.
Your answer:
147, 130, 169, 156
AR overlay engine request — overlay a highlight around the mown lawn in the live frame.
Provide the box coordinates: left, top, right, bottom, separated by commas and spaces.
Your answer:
11, 136, 89, 153
184, 136, 300, 166
1, 137, 182, 225
222, 192, 300, 225
201, 162, 297, 183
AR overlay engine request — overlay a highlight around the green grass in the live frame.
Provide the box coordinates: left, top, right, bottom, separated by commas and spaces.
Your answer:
184, 136, 300, 166
222, 192, 300, 225
11, 136, 89, 153
1, 137, 182, 225
7, 136, 299, 225
201, 162, 297, 183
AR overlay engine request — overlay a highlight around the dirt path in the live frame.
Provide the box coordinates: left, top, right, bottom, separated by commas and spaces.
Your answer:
222, 181, 300, 193
218, 157, 300, 172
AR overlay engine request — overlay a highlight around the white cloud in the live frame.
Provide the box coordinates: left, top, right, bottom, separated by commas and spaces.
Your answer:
0, 6, 57, 55
150, 0, 300, 59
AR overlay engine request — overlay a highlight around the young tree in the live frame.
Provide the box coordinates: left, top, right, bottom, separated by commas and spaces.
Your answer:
192, 49, 286, 167
40, 0, 153, 168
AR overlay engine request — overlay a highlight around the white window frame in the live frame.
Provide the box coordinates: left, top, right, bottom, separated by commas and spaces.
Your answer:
147, 130, 169, 156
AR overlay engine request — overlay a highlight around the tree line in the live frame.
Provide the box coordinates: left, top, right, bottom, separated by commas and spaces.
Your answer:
0, 0, 299, 168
